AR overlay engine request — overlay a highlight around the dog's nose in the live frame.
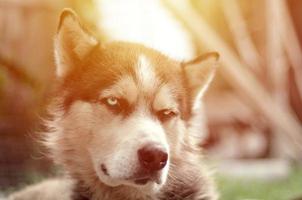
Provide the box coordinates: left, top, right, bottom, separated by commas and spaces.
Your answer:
138, 145, 168, 172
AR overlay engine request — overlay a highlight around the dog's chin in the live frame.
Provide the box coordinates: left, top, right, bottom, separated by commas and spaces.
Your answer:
123, 179, 162, 194
96, 173, 121, 187
96, 172, 166, 194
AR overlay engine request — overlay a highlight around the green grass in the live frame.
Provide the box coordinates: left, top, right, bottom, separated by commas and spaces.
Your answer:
217, 167, 302, 200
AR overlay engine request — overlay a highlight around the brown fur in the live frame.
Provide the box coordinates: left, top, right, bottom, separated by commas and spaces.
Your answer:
8, 8, 219, 200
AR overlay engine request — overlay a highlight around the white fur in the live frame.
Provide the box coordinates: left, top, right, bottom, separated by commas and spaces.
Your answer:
89, 103, 170, 192
193, 70, 216, 110
8, 179, 74, 200
136, 55, 158, 92
71, 72, 173, 192
153, 84, 178, 112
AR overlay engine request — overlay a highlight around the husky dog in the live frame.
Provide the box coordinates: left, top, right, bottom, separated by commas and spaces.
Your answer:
8, 8, 219, 200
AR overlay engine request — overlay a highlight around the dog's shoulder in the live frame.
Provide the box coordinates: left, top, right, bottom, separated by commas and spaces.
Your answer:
8, 178, 74, 200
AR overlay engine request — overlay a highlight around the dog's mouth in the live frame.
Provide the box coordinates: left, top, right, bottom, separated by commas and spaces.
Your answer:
134, 177, 151, 185
99, 163, 163, 186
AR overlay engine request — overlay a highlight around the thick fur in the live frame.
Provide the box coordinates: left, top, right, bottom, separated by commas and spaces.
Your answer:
8, 8, 219, 200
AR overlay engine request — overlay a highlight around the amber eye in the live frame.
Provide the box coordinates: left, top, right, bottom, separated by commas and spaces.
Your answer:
101, 97, 128, 114
101, 97, 120, 112
157, 109, 178, 122
106, 97, 118, 106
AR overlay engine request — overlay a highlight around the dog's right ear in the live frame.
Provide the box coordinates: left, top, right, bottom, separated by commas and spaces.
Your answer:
183, 52, 219, 107
54, 8, 99, 78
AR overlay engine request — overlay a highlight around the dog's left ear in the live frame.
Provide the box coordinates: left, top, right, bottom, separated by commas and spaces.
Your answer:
54, 8, 99, 78
183, 52, 219, 105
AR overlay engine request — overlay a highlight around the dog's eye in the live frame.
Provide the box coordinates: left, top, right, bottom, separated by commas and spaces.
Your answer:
157, 109, 178, 122
101, 97, 121, 111
101, 97, 129, 114
106, 97, 118, 106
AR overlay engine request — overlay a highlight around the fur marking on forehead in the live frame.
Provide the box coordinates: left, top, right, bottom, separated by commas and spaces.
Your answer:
136, 55, 158, 91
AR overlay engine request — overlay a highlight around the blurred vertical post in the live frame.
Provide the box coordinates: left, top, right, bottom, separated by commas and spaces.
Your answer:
266, 0, 294, 157
278, 0, 302, 97
221, 0, 262, 73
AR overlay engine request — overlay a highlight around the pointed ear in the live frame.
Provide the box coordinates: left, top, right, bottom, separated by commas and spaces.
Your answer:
183, 52, 219, 104
54, 8, 99, 78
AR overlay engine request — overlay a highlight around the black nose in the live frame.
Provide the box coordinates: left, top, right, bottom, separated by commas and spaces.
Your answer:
138, 145, 168, 172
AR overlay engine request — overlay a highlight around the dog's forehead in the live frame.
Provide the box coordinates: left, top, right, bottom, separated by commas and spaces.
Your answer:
101, 42, 180, 75
135, 55, 158, 92
60, 42, 184, 110
100, 54, 156, 96
98, 42, 183, 108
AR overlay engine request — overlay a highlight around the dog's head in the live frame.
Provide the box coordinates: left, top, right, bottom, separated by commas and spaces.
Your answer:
47, 9, 218, 194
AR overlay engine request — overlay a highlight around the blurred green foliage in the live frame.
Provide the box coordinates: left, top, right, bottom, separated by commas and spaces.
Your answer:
217, 166, 302, 200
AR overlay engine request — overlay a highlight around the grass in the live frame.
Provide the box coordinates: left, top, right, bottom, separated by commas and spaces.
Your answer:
216, 166, 302, 200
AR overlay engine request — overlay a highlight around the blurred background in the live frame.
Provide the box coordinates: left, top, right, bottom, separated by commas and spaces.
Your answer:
0, 0, 302, 199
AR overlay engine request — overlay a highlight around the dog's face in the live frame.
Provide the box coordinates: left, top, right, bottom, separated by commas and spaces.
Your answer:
48, 9, 218, 194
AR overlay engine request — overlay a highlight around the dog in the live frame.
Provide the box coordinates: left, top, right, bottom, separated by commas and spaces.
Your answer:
8, 8, 219, 200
